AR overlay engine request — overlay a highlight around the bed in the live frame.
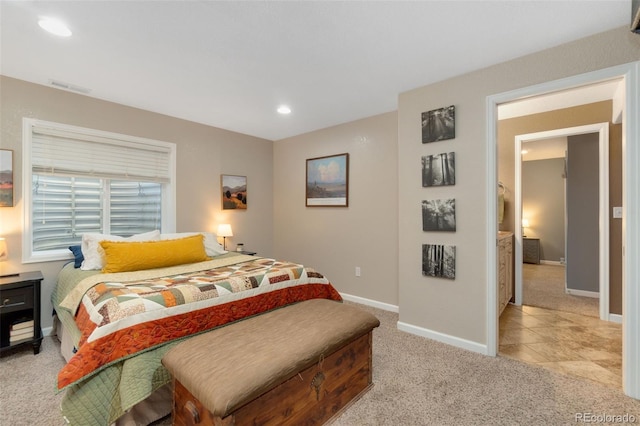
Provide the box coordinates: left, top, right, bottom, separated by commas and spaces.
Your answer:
51, 232, 342, 425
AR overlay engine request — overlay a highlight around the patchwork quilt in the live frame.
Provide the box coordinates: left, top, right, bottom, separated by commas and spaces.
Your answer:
53, 254, 342, 424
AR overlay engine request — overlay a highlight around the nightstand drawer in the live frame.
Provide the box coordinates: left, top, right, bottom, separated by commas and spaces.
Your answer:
0, 287, 34, 313
0, 271, 43, 354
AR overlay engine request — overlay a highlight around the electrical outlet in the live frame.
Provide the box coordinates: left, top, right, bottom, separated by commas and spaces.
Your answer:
355, 267, 361, 277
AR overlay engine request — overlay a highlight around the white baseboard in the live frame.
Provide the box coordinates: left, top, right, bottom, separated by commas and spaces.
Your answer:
42, 326, 53, 337
609, 313, 623, 324
566, 288, 599, 298
341, 293, 487, 355
540, 260, 564, 266
397, 321, 488, 355
340, 292, 399, 313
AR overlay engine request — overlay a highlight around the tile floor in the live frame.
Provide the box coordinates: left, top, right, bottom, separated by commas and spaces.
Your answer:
499, 303, 622, 389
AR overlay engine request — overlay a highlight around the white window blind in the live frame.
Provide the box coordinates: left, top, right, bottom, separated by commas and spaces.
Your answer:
32, 175, 102, 251
31, 123, 171, 182
109, 181, 162, 235
23, 118, 176, 262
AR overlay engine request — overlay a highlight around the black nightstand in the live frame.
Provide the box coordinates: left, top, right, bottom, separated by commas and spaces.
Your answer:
0, 271, 44, 355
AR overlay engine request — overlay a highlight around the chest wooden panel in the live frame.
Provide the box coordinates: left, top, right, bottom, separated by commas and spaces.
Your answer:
172, 331, 373, 426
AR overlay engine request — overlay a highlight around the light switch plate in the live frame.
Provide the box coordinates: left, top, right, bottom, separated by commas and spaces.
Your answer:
613, 206, 623, 219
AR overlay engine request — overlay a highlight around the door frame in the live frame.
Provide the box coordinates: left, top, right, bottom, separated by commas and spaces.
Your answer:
485, 61, 639, 399
514, 123, 610, 321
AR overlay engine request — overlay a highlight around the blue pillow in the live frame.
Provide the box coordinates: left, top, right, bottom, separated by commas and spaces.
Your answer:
68, 245, 84, 268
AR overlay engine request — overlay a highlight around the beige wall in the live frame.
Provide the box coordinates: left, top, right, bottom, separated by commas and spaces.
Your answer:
273, 112, 399, 307
522, 158, 566, 262
498, 101, 616, 232
0, 76, 274, 329
499, 101, 623, 314
398, 26, 639, 346
2, 25, 638, 344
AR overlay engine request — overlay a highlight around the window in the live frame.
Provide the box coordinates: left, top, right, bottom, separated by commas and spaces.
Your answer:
23, 119, 176, 263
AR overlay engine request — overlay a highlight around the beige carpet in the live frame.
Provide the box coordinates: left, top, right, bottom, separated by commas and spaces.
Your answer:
522, 263, 599, 317
1, 302, 639, 426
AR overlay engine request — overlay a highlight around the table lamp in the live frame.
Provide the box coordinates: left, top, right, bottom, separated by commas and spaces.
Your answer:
217, 224, 233, 250
0, 237, 18, 278
521, 219, 530, 237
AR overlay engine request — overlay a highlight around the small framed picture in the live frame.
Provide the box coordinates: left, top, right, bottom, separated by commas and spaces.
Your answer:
306, 153, 349, 207
422, 244, 456, 280
422, 152, 455, 187
422, 199, 456, 232
422, 105, 455, 143
0, 149, 14, 207
221, 175, 247, 210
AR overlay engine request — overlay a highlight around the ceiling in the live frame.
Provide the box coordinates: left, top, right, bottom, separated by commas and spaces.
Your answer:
0, 1, 633, 141
498, 79, 623, 121
521, 137, 568, 161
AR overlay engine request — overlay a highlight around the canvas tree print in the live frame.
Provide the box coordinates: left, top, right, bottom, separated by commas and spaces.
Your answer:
422, 152, 455, 187
422, 199, 456, 232
422, 105, 455, 143
422, 244, 456, 279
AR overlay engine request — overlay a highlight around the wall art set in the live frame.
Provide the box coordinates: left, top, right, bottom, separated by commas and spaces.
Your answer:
421, 105, 456, 280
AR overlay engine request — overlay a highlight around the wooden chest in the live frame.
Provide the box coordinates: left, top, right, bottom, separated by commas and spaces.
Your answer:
172, 331, 373, 426
162, 299, 380, 426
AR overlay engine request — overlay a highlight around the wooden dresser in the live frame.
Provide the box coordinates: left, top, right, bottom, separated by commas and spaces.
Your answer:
498, 232, 513, 315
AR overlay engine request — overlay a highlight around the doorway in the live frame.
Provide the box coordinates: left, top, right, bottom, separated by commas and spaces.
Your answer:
485, 61, 640, 399
501, 124, 621, 389
514, 123, 610, 321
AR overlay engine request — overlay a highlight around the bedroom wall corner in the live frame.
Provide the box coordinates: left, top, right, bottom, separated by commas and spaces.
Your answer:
397, 25, 640, 350
272, 111, 399, 308
0, 76, 274, 330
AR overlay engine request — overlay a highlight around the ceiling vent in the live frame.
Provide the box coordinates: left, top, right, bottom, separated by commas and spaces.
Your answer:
49, 79, 91, 94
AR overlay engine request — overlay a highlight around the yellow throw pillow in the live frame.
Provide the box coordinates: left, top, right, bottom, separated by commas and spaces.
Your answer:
100, 234, 210, 273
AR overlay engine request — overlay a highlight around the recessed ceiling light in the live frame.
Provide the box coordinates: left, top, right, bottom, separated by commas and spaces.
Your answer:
277, 105, 291, 115
38, 17, 72, 37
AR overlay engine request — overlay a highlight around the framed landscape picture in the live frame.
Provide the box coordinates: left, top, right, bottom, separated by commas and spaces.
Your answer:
0, 149, 13, 207
422, 105, 455, 143
306, 153, 349, 207
221, 175, 247, 210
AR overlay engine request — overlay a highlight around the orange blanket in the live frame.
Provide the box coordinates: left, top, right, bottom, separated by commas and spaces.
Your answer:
57, 258, 341, 390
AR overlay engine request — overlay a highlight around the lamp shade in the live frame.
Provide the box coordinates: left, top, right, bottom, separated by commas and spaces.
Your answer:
217, 224, 233, 238
0, 238, 7, 261
521, 219, 530, 228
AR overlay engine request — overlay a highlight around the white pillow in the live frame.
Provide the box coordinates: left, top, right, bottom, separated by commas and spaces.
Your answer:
160, 232, 227, 257
80, 230, 161, 270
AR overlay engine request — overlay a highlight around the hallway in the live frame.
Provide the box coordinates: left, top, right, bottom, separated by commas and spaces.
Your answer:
520, 263, 599, 317
499, 303, 621, 389
499, 264, 621, 389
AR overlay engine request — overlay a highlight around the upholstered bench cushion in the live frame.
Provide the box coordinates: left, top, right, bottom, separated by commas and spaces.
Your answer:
162, 299, 379, 418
